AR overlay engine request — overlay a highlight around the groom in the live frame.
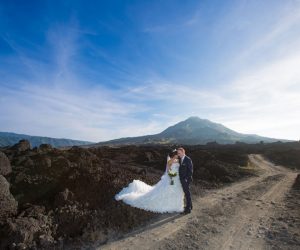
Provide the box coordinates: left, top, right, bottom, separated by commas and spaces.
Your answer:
177, 147, 193, 214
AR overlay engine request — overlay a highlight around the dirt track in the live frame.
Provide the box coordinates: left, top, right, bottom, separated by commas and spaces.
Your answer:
99, 154, 300, 250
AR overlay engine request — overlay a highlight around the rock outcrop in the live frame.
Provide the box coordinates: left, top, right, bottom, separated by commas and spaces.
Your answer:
0, 141, 257, 249
293, 174, 300, 189
0, 175, 18, 224
11, 139, 31, 152
0, 151, 11, 175
0, 205, 56, 249
39, 143, 53, 152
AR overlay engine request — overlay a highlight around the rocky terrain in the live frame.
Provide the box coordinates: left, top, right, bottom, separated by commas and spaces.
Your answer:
102, 155, 300, 250
0, 140, 299, 249
0, 139, 258, 249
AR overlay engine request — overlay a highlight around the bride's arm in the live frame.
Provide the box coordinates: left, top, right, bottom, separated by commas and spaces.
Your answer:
165, 158, 172, 173
167, 159, 173, 171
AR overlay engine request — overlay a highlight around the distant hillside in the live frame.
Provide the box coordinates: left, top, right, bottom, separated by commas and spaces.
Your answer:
0, 132, 94, 148
93, 117, 289, 146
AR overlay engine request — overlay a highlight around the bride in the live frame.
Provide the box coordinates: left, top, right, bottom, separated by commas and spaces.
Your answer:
114, 150, 184, 213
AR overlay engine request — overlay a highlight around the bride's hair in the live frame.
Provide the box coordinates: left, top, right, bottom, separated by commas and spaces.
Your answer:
168, 149, 178, 158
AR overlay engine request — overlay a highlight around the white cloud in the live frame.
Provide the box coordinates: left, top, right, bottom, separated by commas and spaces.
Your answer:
220, 51, 300, 139
122, 48, 300, 140
0, 82, 159, 141
1, 2, 300, 142
120, 2, 300, 140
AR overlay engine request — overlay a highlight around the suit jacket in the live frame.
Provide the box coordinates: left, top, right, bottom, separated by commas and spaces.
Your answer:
179, 155, 193, 182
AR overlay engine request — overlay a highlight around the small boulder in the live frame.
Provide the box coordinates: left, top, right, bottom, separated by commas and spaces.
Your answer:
39, 144, 53, 152
54, 188, 75, 207
144, 152, 154, 162
0, 175, 18, 223
11, 139, 31, 152
0, 151, 12, 176
40, 156, 52, 168
23, 157, 34, 168
52, 156, 71, 170
293, 174, 300, 189
0, 205, 55, 249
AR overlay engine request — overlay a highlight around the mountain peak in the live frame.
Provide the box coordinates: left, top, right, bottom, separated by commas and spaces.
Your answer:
182, 116, 213, 124
185, 116, 207, 121
186, 116, 203, 119
95, 117, 285, 146
186, 116, 201, 120
159, 116, 234, 139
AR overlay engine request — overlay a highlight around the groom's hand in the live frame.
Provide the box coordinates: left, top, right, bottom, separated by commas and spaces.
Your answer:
184, 176, 192, 183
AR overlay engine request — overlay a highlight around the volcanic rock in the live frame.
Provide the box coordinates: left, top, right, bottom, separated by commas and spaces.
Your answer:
0, 175, 18, 223
11, 139, 31, 152
293, 174, 300, 189
0, 205, 56, 249
0, 151, 11, 176
39, 143, 53, 152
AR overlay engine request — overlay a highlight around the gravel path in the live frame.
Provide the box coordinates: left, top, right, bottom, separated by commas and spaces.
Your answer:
99, 154, 299, 250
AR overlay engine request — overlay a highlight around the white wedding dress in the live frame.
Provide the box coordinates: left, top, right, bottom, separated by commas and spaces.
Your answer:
115, 160, 184, 213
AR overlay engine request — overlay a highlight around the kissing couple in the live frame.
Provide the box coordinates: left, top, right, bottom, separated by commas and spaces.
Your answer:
115, 147, 193, 214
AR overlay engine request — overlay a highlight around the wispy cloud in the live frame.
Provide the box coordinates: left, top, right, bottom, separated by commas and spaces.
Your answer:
1, 1, 300, 142
233, 2, 300, 65
123, 26, 300, 140
183, 10, 201, 27
0, 81, 158, 141
0, 21, 158, 141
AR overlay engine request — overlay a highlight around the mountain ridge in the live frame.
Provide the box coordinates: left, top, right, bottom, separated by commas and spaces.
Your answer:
1, 117, 291, 148
93, 116, 290, 146
0, 132, 94, 148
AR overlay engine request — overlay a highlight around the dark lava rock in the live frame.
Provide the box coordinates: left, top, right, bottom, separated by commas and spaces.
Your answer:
51, 155, 71, 170
23, 157, 35, 168
55, 202, 92, 238
11, 139, 31, 152
54, 188, 75, 207
0, 204, 56, 249
0, 151, 12, 176
293, 174, 300, 189
39, 156, 52, 168
39, 143, 53, 152
0, 143, 260, 248
0, 175, 18, 223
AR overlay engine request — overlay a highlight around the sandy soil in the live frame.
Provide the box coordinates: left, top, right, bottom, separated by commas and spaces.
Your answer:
98, 154, 300, 250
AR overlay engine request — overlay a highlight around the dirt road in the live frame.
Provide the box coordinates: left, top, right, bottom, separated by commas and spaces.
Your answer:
99, 154, 300, 250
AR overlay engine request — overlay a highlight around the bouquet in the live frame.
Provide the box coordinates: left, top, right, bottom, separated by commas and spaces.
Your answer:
168, 170, 177, 185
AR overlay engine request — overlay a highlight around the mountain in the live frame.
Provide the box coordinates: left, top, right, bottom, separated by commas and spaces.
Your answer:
93, 117, 288, 146
0, 132, 94, 148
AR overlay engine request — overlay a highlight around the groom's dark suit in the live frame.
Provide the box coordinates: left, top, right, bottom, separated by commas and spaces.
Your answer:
179, 155, 193, 212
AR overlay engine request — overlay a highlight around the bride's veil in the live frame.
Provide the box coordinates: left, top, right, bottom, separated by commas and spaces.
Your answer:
165, 155, 171, 173
165, 149, 177, 173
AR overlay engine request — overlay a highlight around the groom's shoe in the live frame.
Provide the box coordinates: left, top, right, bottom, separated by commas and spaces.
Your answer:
184, 209, 191, 214
185, 205, 192, 210
181, 208, 191, 215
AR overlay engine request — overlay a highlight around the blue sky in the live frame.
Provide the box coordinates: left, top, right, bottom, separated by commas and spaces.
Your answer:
1, 0, 300, 142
